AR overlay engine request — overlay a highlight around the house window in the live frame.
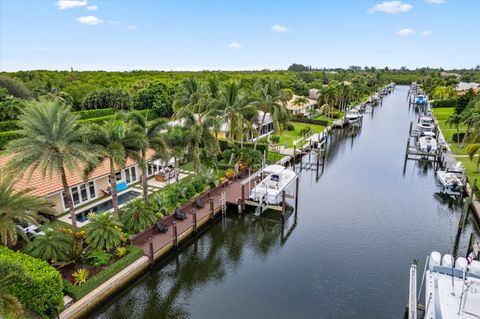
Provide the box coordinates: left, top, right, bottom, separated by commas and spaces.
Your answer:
80, 184, 88, 202
115, 171, 122, 181
71, 187, 80, 205
125, 168, 131, 183
88, 181, 96, 199
148, 164, 153, 176
131, 166, 137, 181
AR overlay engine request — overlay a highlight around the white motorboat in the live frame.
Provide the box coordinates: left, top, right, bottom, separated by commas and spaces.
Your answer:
408, 251, 480, 319
436, 162, 465, 196
249, 165, 297, 205
417, 132, 437, 153
345, 109, 363, 124
372, 93, 381, 104
418, 116, 434, 132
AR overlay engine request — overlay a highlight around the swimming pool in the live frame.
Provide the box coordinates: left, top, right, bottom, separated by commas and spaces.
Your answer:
75, 190, 141, 222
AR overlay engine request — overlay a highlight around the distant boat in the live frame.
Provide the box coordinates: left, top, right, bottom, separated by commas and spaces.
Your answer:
372, 93, 381, 104
345, 109, 362, 124
418, 116, 434, 132
415, 95, 427, 106
249, 165, 297, 205
407, 251, 480, 319
417, 132, 437, 153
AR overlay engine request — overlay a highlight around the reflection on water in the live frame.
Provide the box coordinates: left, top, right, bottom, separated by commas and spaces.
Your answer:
90, 87, 479, 319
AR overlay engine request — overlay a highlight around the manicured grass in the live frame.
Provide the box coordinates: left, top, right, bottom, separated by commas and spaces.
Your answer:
433, 108, 480, 184
314, 112, 344, 125
267, 151, 284, 164
63, 245, 144, 300
179, 161, 195, 172
277, 122, 325, 148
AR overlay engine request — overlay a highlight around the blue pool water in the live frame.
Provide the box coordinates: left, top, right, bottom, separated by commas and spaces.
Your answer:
75, 190, 141, 222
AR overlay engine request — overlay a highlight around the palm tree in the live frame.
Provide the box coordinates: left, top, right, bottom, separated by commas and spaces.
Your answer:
84, 212, 123, 251
120, 199, 158, 233
172, 78, 204, 115
164, 127, 188, 181
446, 113, 463, 144
0, 260, 30, 317
84, 117, 147, 216
6, 101, 94, 232
0, 174, 52, 246
24, 228, 73, 264
127, 111, 167, 203
466, 144, 480, 172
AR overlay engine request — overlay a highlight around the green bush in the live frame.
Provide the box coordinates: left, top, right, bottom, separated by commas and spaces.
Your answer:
190, 177, 206, 193
0, 120, 19, 132
286, 123, 295, 131
79, 115, 114, 125
0, 131, 24, 150
73, 108, 115, 120
63, 246, 144, 300
218, 139, 268, 155
431, 98, 457, 108
270, 135, 280, 144
86, 250, 112, 268
299, 126, 312, 136
452, 132, 466, 143
0, 246, 64, 316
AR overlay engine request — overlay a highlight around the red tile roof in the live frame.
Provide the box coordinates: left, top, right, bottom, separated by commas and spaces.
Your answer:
0, 149, 155, 197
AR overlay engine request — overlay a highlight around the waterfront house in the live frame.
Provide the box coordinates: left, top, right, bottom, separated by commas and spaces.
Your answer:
215, 110, 274, 140
286, 95, 317, 115
456, 82, 480, 92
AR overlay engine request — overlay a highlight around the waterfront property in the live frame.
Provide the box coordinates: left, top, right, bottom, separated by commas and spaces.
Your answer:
286, 94, 317, 115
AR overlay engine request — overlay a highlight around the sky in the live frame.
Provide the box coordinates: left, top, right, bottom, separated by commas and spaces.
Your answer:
0, 0, 479, 71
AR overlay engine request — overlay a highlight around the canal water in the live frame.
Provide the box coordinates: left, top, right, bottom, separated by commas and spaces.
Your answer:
90, 86, 479, 319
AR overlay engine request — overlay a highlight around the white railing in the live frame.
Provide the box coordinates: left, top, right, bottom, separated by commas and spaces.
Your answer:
409, 264, 417, 319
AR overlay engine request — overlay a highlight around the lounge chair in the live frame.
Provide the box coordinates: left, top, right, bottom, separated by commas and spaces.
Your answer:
156, 222, 168, 233
174, 208, 187, 220
195, 198, 205, 209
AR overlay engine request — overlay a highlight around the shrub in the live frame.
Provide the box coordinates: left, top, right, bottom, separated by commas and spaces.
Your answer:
190, 177, 206, 193
299, 126, 312, 136
431, 98, 457, 108
270, 135, 280, 144
0, 76, 32, 99
73, 108, 115, 120
120, 200, 158, 234
86, 250, 111, 268
452, 132, 466, 143
0, 131, 24, 150
24, 228, 73, 264
0, 120, 19, 132
85, 212, 123, 251
286, 123, 295, 131
73, 268, 89, 286
79, 115, 114, 125
115, 247, 127, 258
0, 246, 63, 316
63, 246, 143, 300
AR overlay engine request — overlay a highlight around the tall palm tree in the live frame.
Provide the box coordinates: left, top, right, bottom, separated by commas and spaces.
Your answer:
466, 144, 480, 172
164, 127, 188, 181
84, 117, 147, 216
172, 78, 204, 115
0, 260, 30, 317
446, 113, 463, 144
0, 173, 52, 246
6, 101, 95, 232
127, 111, 167, 203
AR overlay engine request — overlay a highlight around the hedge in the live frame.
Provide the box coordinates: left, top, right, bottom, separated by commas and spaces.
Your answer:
63, 245, 144, 300
431, 99, 457, 108
291, 116, 329, 126
73, 108, 115, 120
0, 131, 24, 150
452, 132, 466, 143
0, 246, 64, 316
78, 115, 114, 125
0, 120, 19, 132
218, 139, 268, 155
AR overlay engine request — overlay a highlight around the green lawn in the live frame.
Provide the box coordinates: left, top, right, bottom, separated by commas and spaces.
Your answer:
433, 107, 480, 184
267, 151, 284, 164
277, 122, 326, 148
179, 161, 195, 172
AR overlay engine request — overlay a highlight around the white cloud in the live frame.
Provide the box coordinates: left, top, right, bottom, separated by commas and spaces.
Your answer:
86, 5, 98, 11
76, 15, 103, 25
421, 30, 432, 37
56, 0, 87, 10
271, 24, 289, 33
396, 28, 416, 36
368, 1, 413, 14
426, 0, 445, 3
107, 20, 120, 24
127, 25, 137, 30
228, 42, 243, 49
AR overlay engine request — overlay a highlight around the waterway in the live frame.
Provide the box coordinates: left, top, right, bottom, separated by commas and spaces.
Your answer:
89, 86, 479, 319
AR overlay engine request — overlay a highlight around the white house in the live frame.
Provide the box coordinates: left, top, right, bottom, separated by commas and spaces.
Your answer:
286, 95, 317, 115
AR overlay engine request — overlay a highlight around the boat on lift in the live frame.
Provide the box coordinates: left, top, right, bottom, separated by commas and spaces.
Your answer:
417, 132, 437, 153
436, 162, 465, 197
249, 165, 297, 205
416, 94, 427, 106
418, 116, 434, 132
372, 93, 381, 105
345, 109, 363, 124
407, 251, 480, 319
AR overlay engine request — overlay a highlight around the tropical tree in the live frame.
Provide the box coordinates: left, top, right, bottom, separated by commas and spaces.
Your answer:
83, 88, 132, 110
172, 78, 204, 115
84, 117, 147, 216
164, 127, 188, 181
6, 101, 95, 232
128, 111, 167, 202
446, 113, 463, 144
24, 228, 73, 263
120, 199, 158, 233
84, 212, 123, 251
466, 144, 480, 172
0, 260, 30, 317
0, 174, 51, 246
35, 81, 73, 106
